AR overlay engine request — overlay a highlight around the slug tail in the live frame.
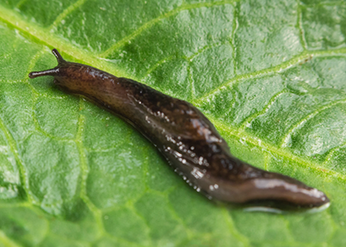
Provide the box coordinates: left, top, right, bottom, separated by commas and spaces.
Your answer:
52, 49, 66, 65
28, 68, 60, 79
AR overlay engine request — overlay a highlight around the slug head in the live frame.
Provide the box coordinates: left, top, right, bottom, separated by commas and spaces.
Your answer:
28, 49, 97, 93
28, 49, 66, 79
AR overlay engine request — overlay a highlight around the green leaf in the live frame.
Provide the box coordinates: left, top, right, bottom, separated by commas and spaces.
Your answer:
0, 0, 345, 246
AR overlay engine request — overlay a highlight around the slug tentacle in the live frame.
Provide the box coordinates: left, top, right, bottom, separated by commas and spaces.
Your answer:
28, 48, 330, 211
28, 68, 60, 79
52, 48, 66, 65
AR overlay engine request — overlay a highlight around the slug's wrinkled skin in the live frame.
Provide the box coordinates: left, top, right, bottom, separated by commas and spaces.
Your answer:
29, 49, 329, 209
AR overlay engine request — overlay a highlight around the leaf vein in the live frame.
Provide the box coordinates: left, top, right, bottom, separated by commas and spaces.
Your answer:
0, 117, 34, 203
49, 0, 87, 30
280, 99, 346, 148
296, 0, 307, 50
222, 208, 251, 247
239, 88, 290, 129
99, 0, 239, 58
193, 48, 346, 104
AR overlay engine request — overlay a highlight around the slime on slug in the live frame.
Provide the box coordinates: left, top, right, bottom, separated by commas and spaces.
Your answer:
29, 49, 330, 212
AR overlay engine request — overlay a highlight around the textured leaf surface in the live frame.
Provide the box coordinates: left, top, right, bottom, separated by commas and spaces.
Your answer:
0, 0, 345, 246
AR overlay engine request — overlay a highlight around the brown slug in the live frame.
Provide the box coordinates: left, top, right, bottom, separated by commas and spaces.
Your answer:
29, 49, 329, 210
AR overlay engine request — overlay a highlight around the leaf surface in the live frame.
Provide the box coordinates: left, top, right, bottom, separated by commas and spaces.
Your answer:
0, 0, 345, 246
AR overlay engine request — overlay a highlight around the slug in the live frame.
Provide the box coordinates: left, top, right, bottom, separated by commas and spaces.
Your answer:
29, 49, 329, 210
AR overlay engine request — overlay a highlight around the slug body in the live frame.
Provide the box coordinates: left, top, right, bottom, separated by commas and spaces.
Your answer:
29, 49, 329, 209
